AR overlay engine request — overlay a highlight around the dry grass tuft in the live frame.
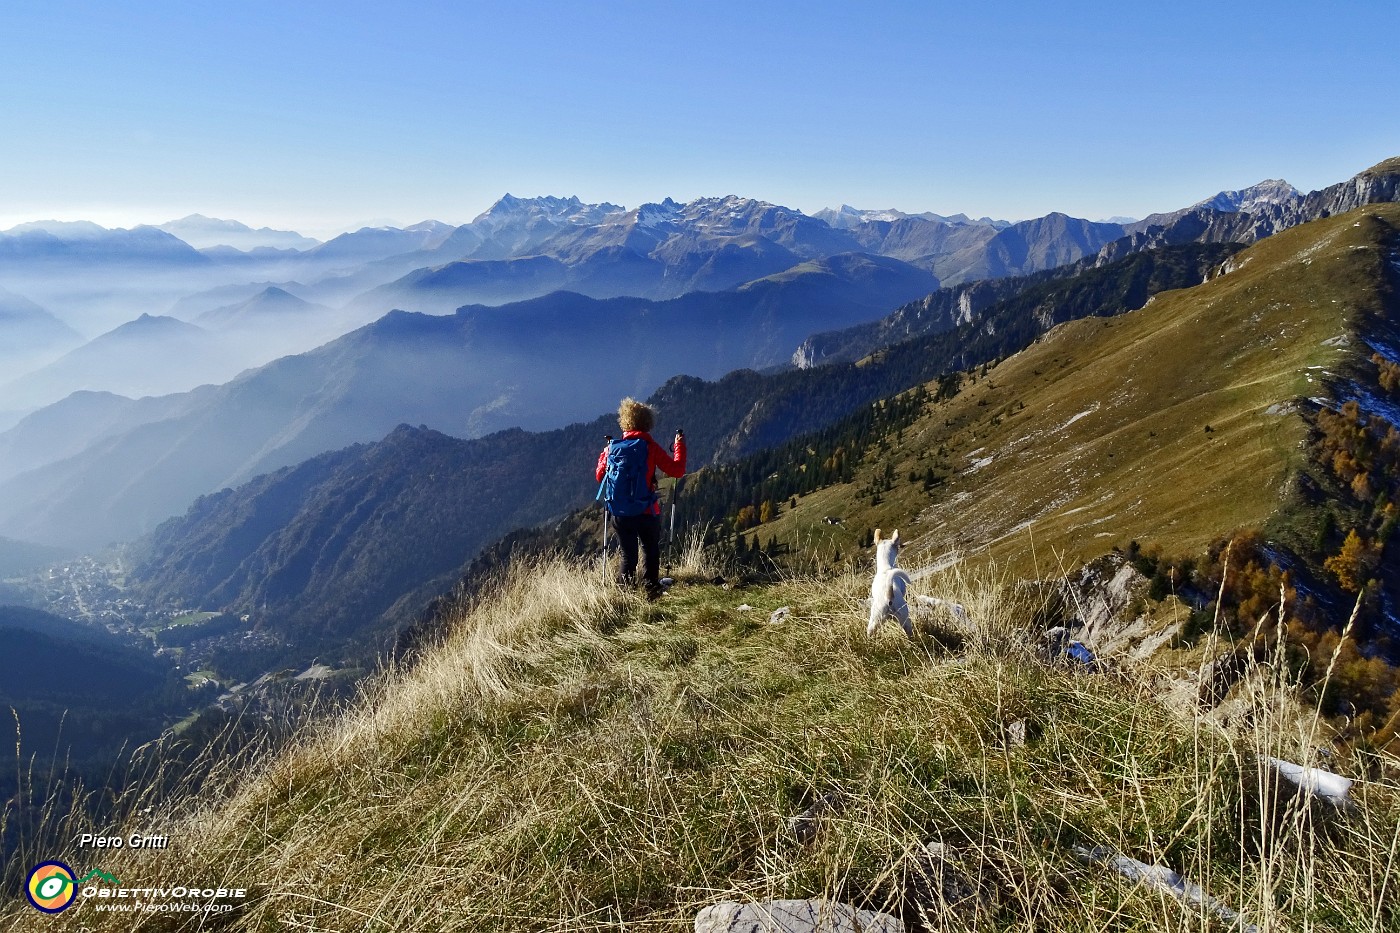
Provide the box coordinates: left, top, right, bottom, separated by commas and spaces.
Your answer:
4, 556, 1396, 932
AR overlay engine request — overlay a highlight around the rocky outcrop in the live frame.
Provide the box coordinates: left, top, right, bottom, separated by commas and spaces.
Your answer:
695, 899, 903, 933
791, 276, 1030, 368
787, 790, 843, 844
1099, 157, 1400, 265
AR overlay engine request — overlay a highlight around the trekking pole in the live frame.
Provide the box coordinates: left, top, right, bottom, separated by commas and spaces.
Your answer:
601, 508, 609, 585
667, 428, 686, 574
600, 434, 613, 586
669, 476, 687, 545
665, 475, 686, 576
669, 428, 685, 540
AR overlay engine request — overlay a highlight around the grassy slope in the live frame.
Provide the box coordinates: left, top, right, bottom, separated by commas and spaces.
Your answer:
14, 557, 1397, 932
762, 206, 1400, 581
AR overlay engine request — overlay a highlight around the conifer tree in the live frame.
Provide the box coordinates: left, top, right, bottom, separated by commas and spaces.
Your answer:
1325, 529, 1380, 592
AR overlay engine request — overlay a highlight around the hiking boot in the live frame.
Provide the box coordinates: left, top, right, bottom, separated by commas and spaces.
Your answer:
644, 584, 664, 602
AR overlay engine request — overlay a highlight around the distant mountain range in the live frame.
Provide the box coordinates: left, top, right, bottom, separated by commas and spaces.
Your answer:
347, 196, 1131, 318
0, 253, 936, 549
0, 287, 81, 389
157, 214, 321, 251
0, 172, 1306, 359
196, 285, 329, 330
813, 204, 1012, 229
0, 389, 213, 487
0, 172, 1311, 338
1102, 160, 1400, 262
801, 158, 1400, 368
1190, 178, 1301, 214
0, 287, 347, 414
2, 157, 1396, 555
0, 221, 211, 267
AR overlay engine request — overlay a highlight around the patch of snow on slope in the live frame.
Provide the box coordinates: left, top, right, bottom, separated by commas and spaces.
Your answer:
1057, 402, 1101, 432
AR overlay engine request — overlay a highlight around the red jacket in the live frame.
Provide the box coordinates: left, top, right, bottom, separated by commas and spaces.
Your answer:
595, 430, 686, 516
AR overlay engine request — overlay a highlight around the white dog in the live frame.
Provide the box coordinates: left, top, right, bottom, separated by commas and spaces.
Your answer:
867, 528, 913, 637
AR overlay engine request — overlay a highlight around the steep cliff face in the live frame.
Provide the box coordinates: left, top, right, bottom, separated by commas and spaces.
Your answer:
791, 243, 1237, 370
791, 277, 1011, 368
1306, 157, 1400, 213
1099, 158, 1400, 264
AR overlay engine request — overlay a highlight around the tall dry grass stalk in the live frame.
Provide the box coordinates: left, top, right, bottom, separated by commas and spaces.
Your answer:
673, 523, 720, 580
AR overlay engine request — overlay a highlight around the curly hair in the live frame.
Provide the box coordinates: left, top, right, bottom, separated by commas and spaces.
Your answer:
618, 397, 655, 433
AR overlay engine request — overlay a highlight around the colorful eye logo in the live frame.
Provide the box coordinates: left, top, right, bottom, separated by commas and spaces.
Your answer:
26, 861, 78, 913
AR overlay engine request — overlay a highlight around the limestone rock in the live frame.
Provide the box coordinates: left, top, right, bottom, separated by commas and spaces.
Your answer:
695, 899, 903, 933
1267, 757, 1353, 808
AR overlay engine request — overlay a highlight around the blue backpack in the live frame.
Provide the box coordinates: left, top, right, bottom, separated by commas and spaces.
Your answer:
597, 437, 656, 516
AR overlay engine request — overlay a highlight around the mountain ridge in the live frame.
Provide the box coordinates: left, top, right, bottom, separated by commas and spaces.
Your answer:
158, 214, 321, 251
0, 314, 234, 411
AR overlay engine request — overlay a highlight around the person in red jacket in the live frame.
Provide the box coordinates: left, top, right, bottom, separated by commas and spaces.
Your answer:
596, 397, 686, 599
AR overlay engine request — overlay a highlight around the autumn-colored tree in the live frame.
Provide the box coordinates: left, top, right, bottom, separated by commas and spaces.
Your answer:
1324, 529, 1380, 592
734, 505, 757, 531
1373, 352, 1400, 395
759, 500, 774, 524
1192, 530, 1296, 637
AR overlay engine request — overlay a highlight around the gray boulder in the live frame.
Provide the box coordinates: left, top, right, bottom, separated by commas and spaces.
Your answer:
695, 899, 903, 933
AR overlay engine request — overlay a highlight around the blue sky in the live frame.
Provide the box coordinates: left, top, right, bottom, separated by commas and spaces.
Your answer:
2, 1, 1395, 237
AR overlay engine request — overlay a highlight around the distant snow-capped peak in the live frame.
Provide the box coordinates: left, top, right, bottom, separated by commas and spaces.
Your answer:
675, 195, 800, 231
402, 220, 457, 234
1194, 178, 1301, 215
628, 198, 683, 230
471, 194, 624, 229
158, 215, 321, 251
813, 205, 906, 227
811, 205, 1012, 229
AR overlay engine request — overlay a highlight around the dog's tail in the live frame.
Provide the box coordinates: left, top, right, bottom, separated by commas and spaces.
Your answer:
890, 569, 910, 595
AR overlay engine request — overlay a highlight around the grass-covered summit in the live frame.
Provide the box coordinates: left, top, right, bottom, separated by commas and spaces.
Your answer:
7, 552, 1396, 931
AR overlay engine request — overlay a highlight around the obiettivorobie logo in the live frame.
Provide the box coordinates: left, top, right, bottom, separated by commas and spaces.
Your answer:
24, 860, 246, 916
25, 861, 80, 913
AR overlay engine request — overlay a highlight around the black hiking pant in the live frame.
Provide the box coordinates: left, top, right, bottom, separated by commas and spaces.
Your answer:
613, 512, 662, 594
